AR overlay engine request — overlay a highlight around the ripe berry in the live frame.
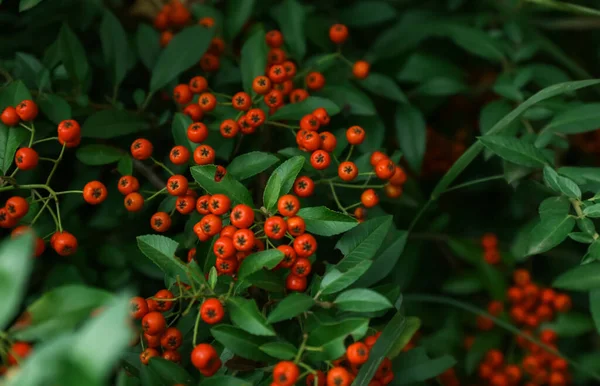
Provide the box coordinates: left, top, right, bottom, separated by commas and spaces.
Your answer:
252, 76, 272, 95
83, 181, 108, 205
199, 53, 220, 72
327, 367, 352, 386
292, 258, 311, 277
160, 327, 183, 350
266, 30, 283, 47
213, 237, 235, 259
233, 228, 255, 252
273, 361, 300, 386
189, 76, 208, 93
264, 216, 287, 240
160, 31, 173, 47
193, 144, 215, 165
346, 125, 366, 145
183, 104, 204, 121
191, 343, 218, 369
374, 159, 395, 180
15, 147, 39, 170
220, 225, 237, 239
230, 204, 254, 228
353, 60, 370, 79
264, 89, 284, 108
338, 161, 358, 181
169, 145, 190, 165
200, 298, 224, 324
7, 342, 32, 365
131, 138, 153, 160
176, 195, 196, 215
300, 114, 320, 131
347, 342, 369, 365
361, 189, 379, 208
293, 176, 315, 197
384, 183, 403, 198
278, 245, 297, 269
151, 212, 172, 232
302, 131, 321, 151
268, 48, 286, 65
209, 194, 231, 215
154, 289, 175, 312
310, 150, 330, 170
118, 176, 140, 195
389, 166, 407, 186
290, 89, 308, 103
167, 175, 188, 196
198, 17, 215, 28
232, 92, 251, 111
215, 257, 238, 274
313, 107, 330, 126
196, 195, 211, 214
286, 274, 307, 291
0, 208, 16, 228
293, 233, 317, 258
286, 216, 305, 237
277, 195, 300, 217
15, 100, 38, 121
198, 92, 217, 112
329, 24, 349, 44
57, 119, 81, 142
187, 122, 209, 143
220, 119, 239, 138
306, 72, 325, 90
282, 61, 297, 78
370, 151, 388, 166
124, 192, 144, 212
246, 108, 266, 127
6, 196, 29, 219
199, 214, 223, 236
320, 132, 337, 152
1, 106, 20, 126
173, 84, 193, 104
162, 350, 181, 363
52, 231, 78, 256
142, 311, 166, 336
130, 296, 149, 320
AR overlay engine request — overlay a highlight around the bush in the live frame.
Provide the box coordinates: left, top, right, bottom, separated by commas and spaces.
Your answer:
1, 0, 600, 385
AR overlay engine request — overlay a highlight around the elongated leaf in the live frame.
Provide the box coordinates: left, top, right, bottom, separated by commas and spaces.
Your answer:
553, 262, 600, 291
136, 235, 188, 281
171, 112, 195, 153
210, 325, 272, 361
479, 135, 549, 168
201, 376, 252, 386
241, 29, 268, 94
225, 0, 255, 40
306, 318, 369, 360
353, 230, 408, 288
272, 0, 306, 60
227, 297, 275, 336
82, 110, 149, 139
136, 24, 161, 71
100, 10, 130, 86
358, 73, 407, 103
237, 249, 284, 279
0, 124, 29, 174
528, 215, 575, 256
0, 233, 34, 330
393, 349, 457, 385
147, 357, 194, 385
395, 104, 426, 173
150, 25, 214, 92
38, 94, 71, 125
545, 103, 600, 134
354, 312, 407, 385
334, 289, 392, 312
269, 97, 340, 120
444, 24, 505, 62
76, 145, 123, 165
335, 215, 393, 272
19, 0, 44, 11
191, 165, 253, 206
432, 79, 600, 198
267, 293, 315, 323
320, 84, 376, 116
339, 1, 397, 27
296, 207, 358, 236
228, 152, 279, 180
263, 156, 305, 212
58, 23, 89, 84
584, 204, 600, 218
320, 260, 373, 295
259, 342, 297, 360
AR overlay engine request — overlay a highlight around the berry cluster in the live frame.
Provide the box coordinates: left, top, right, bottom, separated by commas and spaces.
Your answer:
481, 233, 501, 265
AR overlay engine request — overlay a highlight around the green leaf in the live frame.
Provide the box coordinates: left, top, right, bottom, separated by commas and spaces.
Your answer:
357, 73, 407, 103
171, 112, 195, 153
444, 24, 505, 62
150, 25, 214, 92
0, 124, 29, 173
12, 285, 113, 340
191, 165, 253, 206
527, 0, 600, 17
0, 80, 32, 109
269, 97, 341, 120
58, 23, 89, 84
0, 233, 34, 330
539, 196, 570, 219
241, 29, 268, 94
82, 109, 149, 139
569, 232, 594, 244
353, 230, 408, 288
271, 0, 306, 60
201, 376, 252, 386
544, 312, 595, 337
480, 100, 515, 134
259, 341, 297, 360
296, 207, 358, 236
543, 166, 581, 199
395, 104, 426, 173
228, 152, 279, 180
117, 156, 133, 175
442, 273, 483, 295
387, 316, 421, 359
553, 262, 600, 291
244, 270, 284, 293
19, 0, 44, 12
263, 156, 305, 212
584, 204, 600, 218
136, 24, 161, 71
479, 135, 549, 168
320, 84, 376, 116
545, 103, 600, 134
225, 0, 255, 40
591, 289, 600, 334
227, 297, 275, 336
267, 293, 315, 323
237, 249, 284, 279
136, 235, 189, 282
335, 215, 393, 272
306, 318, 369, 360
208, 266, 217, 289
69, 294, 132, 381
148, 357, 194, 385
38, 94, 71, 125
353, 312, 407, 385
100, 10, 130, 87
76, 145, 123, 165
320, 260, 373, 295
211, 324, 272, 361
528, 215, 576, 256
415, 77, 467, 96
339, 1, 397, 27
394, 349, 457, 385
397, 53, 463, 83
334, 289, 393, 312
432, 79, 600, 198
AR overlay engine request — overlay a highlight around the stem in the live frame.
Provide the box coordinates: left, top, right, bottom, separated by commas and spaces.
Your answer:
329, 182, 347, 214
408, 199, 433, 233
29, 196, 51, 225
39, 157, 57, 163
146, 187, 168, 201
266, 121, 300, 130
28, 122, 36, 147
192, 308, 202, 346
404, 294, 600, 382
571, 199, 584, 218
18, 123, 33, 133
55, 190, 83, 195
151, 157, 175, 176
345, 145, 354, 162
344, 202, 362, 211
442, 175, 505, 194
45, 143, 66, 185
31, 190, 59, 231
332, 183, 385, 189
32, 137, 58, 145
294, 334, 309, 363
140, 91, 155, 112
